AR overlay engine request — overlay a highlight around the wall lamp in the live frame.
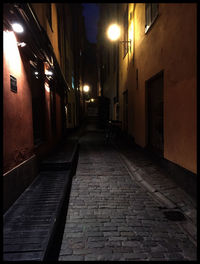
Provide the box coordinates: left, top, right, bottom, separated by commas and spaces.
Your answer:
107, 23, 131, 46
45, 70, 53, 76
17, 42, 26, 47
11, 23, 24, 33
83, 85, 90, 93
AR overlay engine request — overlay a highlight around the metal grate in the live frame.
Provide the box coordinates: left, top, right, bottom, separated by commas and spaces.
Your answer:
163, 210, 186, 222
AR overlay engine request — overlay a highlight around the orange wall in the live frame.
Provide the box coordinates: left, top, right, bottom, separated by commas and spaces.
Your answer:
123, 3, 196, 173
3, 31, 34, 173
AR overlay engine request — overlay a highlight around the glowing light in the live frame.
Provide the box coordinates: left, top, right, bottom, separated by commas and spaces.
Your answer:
83, 85, 90, 92
3, 30, 22, 76
107, 24, 121, 41
91, 98, 95, 102
11, 23, 24, 33
34, 71, 39, 75
45, 70, 53, 76
17, 42, 26, 47
45, 82, 50, 92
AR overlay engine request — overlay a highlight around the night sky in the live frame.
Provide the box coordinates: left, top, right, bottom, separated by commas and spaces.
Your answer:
82, 3, 99, 43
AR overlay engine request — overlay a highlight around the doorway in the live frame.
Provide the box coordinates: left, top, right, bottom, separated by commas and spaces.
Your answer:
123, 90, 128, 132
146, 71, 164, 155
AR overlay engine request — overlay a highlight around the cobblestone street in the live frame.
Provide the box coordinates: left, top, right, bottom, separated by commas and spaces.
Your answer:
3, 3, 197, 262
59, 120, 197, 261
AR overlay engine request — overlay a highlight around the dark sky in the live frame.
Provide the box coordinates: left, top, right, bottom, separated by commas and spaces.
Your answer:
82, 3, 99, 43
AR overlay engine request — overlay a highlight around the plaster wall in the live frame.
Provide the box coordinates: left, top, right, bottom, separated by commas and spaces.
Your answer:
3, 31, 34, 173
126, 3, 196, 173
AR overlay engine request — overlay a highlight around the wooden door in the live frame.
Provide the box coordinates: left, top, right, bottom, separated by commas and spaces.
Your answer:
147, 71, 164, 155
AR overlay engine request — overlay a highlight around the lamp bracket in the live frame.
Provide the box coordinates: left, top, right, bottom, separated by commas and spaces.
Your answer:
119, 40, 131, 44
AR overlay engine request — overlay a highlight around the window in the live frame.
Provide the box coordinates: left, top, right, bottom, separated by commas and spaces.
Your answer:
145, 3, 159, 33
123, 6, 128, 57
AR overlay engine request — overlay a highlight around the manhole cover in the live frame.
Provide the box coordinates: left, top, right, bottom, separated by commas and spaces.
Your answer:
163, 210, 186, 221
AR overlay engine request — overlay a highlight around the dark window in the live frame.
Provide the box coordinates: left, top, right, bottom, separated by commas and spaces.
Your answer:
145, 3, 159, 33
123, 6, 128, 57
46, 4, 53, 31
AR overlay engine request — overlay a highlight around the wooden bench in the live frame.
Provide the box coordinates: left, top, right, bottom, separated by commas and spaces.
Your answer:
3, 140, 79, 261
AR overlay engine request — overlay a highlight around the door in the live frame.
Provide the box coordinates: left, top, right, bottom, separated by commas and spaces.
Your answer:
147, 71, 164, 155
123, 90, 128, 132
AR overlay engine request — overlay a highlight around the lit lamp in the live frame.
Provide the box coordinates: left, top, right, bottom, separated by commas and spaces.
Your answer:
11, 23, 27, 48
107, 24, 121, 41
83, 85, 90, 93
11, 23, 24, 33
107, 23, 131, 47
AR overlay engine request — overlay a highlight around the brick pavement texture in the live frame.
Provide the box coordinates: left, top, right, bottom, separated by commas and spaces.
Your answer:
59, 131, 197, 261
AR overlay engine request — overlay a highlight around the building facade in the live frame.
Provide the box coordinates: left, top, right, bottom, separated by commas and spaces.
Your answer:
3, 3, 86, 211
97, 3, 197, 192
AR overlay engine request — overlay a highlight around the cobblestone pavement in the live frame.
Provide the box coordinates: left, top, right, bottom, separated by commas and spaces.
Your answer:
59, 123, 197, 261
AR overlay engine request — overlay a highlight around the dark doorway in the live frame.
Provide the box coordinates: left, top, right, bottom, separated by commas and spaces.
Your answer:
146, 71, 164, 156
123, 90, 128, 132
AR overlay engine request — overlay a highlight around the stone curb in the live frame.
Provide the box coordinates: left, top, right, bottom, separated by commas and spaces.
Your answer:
113, 145, 197, 245
118, 151, 177, 209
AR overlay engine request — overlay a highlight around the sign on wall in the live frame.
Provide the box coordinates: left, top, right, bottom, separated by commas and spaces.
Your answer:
10, 75, 17, 93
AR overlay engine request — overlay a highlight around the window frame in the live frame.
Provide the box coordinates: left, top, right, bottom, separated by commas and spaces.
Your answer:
145, 3, 159, 34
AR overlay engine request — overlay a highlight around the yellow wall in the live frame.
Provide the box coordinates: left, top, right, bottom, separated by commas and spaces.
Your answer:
120, 3, 196, 173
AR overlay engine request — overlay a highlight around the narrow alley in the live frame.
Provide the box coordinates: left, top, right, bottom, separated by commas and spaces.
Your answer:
3, 3, 197, 262
59, 117, 197, 261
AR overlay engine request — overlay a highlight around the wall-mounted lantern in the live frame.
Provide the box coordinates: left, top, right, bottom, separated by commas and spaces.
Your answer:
45, 69, 53, 76
107, 24, 121, 41
17, 42, 26, 47
107, 23, 131, 47
83, 84, 90, 93
44, 62, 53, 80
11, 23, 24, 33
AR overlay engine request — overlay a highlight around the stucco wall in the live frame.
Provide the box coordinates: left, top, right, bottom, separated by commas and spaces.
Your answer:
31, 3, 60, 66
3, 31, 34, 173
129, 3, 196, 173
